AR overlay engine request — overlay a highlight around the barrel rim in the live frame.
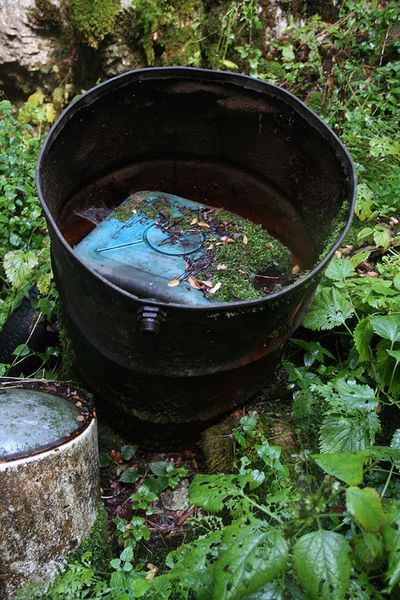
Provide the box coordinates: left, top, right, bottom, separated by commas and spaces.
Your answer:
36, 66, 356, 313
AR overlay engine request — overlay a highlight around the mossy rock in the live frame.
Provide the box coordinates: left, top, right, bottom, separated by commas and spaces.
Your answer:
68, 0, 121, 48
200, 415, 297, 474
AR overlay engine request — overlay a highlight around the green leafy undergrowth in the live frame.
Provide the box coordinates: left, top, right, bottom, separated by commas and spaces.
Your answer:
21, 414, 400, 599
0, 98, 59, 376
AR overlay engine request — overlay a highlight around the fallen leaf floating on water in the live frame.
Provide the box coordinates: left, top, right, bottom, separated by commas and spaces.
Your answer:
209, 282, 222, 294
168, 279, 180, 287
292, 264, 300, 275
243, 234, 248, 245
188, 276, 201, 289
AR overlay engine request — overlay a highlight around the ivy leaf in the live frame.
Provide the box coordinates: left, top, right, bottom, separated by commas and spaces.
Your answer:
3, 250, 38, 287
325, 256, 355, 280
312, 451, 369, 485
353, 317, 373, 362
212, 521, 288, 600
302, 288, 354, 330
370, 314, 400, 343
346, 487, 387, 532
319, 413, 378, 454
383, 506, 400, 591
293, 530, 351, 600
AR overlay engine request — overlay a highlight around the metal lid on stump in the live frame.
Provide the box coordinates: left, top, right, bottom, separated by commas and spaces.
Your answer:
0, 389, 82, 458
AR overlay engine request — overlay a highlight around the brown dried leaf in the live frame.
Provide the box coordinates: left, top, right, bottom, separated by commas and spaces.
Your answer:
76, 415, 85, 422
168, 279, 180, 287
190, 218, 198, 225
199, 280, 213, 288
266, 242, 274, 249
243, 234, 248, 245
188, 276, 201, 289
292, 264, 300, 275
198, 221, 210, 228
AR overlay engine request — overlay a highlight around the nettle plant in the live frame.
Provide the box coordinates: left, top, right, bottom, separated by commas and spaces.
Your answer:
24, 415, 400, 600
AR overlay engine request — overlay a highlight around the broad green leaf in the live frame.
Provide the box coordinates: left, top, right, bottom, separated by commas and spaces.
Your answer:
43, 102, 57, 123
282, 45, 295, 61
149, 461, 168, 476
373, 227, 392, 251
221, 59, 238, 70
121, 444, 138, 461
120, 545, 134, 562
212, 521, 288, 600
325, 256, 355, 280
37, 270, 52, 295
346, 487, 387, 532
320, 413, 378, 454
302, 288, 354, 330
392, 430, 400, 451
119, 467, 140, 484
246, 581, 285, 600
353, 317, 374, 362
293, 530, 351, 600
329, 379, 378, 412
370, 314, 400, 343
27, 91, 45, 106
388, 349, 400, 362
312, 451, 369, 485
391, 430, 400, 470
383, 506, 400, 590
370, 445, 400, 464
190, 474, 241, 512
98, 452, 111, 467
348, 250, 371, 268
3, 250, 38, 287
166, 529, 223, 600
355, 183, 374, 220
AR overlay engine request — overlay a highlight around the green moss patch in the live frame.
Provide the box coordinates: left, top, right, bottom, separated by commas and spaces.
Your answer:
128, 195, 296, 303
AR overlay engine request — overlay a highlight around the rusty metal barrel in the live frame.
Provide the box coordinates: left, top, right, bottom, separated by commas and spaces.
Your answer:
36, 67, 355, 443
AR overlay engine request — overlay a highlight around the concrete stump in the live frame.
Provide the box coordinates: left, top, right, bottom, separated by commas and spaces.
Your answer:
0, 381, 99, 599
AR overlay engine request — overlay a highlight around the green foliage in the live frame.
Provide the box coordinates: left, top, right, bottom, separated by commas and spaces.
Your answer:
0, 99, 58, 376
293, 530, 351, 600
69, 0, 121, 48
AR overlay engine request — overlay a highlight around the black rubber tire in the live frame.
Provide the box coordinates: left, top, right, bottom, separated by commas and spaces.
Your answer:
0, 286, 47, 365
